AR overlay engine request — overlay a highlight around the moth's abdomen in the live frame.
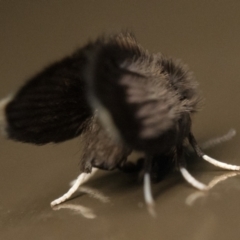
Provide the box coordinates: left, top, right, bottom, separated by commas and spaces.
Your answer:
1, 54, 92, 144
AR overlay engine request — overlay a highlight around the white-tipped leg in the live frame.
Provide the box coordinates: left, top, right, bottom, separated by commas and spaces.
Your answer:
189, 132, 240, 171
179, 166, 207, 190
143, 173, 156, 217
143, 173, 154, 205
69, 168, 98, 187
202, 155, 240, 171
50, 168, 98, 207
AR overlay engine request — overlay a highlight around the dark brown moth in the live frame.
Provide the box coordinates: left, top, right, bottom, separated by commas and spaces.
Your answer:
1, 32, 239, 209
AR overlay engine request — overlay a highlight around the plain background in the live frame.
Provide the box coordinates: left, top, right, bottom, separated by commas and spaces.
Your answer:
1, 1, 240, 239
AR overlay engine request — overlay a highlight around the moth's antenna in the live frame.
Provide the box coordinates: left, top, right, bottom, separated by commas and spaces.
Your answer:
51, 168, 98, 206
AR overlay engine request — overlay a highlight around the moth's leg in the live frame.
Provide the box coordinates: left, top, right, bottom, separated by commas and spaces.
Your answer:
143, 154, 156, 216
189, 132, 240, 171
200, 129, 236, 150
51, 168, 98, 207
177, 144, 207, 190
179, 159, 207, 190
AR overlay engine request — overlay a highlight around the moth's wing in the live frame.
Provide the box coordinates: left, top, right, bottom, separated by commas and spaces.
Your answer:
0, 51, 92, 144
85, 35, 184, 152
91, 72, 181, 152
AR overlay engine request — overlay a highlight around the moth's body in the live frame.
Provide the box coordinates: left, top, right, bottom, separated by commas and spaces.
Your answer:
1, 32, 239, 209
78, 35, 200, 176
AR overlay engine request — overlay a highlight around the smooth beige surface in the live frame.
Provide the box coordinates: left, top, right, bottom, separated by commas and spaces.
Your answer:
1, 1, 240, 239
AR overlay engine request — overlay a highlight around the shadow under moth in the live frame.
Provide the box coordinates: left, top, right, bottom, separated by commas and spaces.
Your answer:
1, 32, 239, 210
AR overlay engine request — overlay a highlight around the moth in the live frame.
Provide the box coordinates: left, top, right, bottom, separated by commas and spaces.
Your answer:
1, 32, 239, 209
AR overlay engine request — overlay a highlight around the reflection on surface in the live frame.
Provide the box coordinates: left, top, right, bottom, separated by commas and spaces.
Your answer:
53, 203, 96, 219
207, 172, 240, 189
186, 171, 240, 206
77, 186, 110, 203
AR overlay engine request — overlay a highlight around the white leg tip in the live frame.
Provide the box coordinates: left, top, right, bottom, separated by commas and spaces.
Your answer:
202, 154, 240, 171
143, 173, 154, 205
143, 173, 157, 217
50, 168, 98, 207
180, 167, 207, 190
